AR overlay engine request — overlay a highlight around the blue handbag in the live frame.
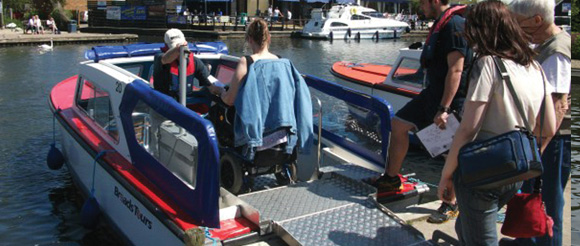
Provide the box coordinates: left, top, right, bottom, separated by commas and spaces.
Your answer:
458, 57, 545, 189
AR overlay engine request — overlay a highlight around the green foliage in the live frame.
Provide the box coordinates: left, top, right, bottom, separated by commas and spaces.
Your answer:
410, 0, 421, 14
3, 16, 24, 27
32, 0, 66, 19
573, 33, 580, 59
50, 7, 72, 30
573, 0, 580, 33
23, 11, 38, 20
3, 0, 32, 13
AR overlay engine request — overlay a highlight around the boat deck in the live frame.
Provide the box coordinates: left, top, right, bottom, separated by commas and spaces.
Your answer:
239, 167, 432, 246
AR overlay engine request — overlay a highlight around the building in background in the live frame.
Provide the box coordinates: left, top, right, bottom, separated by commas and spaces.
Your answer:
85, 0, 416, 28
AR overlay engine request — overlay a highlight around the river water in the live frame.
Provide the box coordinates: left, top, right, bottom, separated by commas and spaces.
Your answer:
0, 37, 576, 245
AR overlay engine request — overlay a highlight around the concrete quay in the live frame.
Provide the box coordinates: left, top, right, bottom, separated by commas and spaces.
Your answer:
82, 25, 427, 39
397, 179, 572, 245
572, 59, 580, 81
0, 27, 138, 47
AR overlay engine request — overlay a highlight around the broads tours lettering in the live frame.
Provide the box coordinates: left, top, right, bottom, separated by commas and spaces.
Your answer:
115, 186, 153, 229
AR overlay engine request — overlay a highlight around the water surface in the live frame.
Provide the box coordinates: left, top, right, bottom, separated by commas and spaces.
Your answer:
0, 37, 576, 245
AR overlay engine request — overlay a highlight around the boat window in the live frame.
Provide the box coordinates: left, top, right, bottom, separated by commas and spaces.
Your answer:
330, 22, 348, 27
76, 79, 119, 140
362, 11, 385, 18
216, 64, 235, 84
351, 15, 370, 20
392, 58, 423, 88
132, 100, 199, 189
148, 64, 155, 84
119, 65, 143, 77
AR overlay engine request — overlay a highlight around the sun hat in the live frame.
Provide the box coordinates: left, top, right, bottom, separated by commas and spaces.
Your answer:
164, 28, 186, 49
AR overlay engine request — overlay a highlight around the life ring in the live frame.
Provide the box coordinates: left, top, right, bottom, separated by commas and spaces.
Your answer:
350, 8, 357, 15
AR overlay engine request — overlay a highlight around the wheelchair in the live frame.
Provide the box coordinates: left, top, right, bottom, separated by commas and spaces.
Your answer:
190, 88, 298, 195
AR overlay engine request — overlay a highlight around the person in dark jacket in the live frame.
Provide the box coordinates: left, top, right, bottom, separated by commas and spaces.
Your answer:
372, 0, 473, 223
153, 28, 212, 99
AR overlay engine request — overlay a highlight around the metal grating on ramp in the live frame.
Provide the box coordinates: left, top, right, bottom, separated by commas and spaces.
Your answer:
320, 162, 381, 182
239, 174, 374, 222
276, 200, 429, 246
239, 172, 432, 245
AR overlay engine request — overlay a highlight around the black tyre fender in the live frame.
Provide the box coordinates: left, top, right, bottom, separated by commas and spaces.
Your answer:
220, 153, 244, 194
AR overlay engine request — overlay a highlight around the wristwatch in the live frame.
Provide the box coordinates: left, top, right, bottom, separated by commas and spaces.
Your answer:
437, 105, 452, 113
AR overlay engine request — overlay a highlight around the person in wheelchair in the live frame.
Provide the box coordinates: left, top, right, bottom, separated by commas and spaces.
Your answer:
153, 28, 212, 99
208, 19, 313, 179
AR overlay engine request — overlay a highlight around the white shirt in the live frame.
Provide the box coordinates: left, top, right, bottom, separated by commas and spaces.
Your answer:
35, 18, 42, 27
541, 53, 571, 94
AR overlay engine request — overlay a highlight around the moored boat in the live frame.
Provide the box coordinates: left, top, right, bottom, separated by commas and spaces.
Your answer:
298, 4, 410, 40
48, 43, 444, 245
331, 48, 423, 113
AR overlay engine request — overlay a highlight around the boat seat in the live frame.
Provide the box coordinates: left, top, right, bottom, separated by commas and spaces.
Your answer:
157, 121, 199, 188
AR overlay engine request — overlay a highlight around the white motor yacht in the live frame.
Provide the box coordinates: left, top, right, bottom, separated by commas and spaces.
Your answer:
299, 4, 410, 40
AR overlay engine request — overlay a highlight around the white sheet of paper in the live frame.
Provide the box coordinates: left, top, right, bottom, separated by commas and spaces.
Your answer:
416, 114, 460, 158
208, 75, 225, 87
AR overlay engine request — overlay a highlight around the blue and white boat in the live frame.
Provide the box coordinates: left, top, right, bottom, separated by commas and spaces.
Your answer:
48, 42, 440, 245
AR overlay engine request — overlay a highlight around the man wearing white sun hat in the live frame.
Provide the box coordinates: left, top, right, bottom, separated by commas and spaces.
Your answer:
153, 28, 212, 98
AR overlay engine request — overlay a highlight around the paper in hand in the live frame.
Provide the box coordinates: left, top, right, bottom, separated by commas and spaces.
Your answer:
416, 114, 460, 158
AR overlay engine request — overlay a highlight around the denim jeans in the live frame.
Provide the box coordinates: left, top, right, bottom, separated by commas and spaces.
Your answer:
517, 134, 571, 246
454, 175, 522, 246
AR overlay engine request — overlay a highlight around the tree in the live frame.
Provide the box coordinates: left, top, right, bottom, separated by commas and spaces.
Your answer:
410, 0, 420, 15
573, 0, 579, 32
32, 0, 65, 19
4, 0, 31, 13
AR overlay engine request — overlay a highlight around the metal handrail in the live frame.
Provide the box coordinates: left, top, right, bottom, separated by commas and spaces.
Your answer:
313, 96, 323, 171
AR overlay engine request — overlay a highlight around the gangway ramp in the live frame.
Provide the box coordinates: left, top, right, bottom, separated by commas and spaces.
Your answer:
239, 173, 432, 246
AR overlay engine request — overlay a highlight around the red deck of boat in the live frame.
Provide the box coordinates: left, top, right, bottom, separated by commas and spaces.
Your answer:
331, 62, 392, 85
50, 76, 255, 241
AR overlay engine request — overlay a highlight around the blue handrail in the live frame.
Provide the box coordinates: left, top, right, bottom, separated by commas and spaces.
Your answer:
304, 75, 393, 168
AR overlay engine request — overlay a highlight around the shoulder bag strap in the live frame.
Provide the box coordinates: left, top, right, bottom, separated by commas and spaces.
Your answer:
492, 56, 547, 193
491, 56, 533, 131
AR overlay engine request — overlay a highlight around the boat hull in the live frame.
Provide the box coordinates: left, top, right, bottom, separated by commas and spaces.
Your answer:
58, 121, 183, 245
331, 65, 415, 113
301, 29, 398, 40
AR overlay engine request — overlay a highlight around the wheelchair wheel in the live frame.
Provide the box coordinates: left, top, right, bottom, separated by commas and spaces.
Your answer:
220, 153, 244, 194
275, 162, 297, 185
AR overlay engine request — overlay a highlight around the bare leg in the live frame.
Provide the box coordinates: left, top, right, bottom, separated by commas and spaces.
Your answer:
386, 118, 414, 177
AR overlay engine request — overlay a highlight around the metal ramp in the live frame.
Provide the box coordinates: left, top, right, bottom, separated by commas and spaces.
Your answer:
239, 173, 432, 246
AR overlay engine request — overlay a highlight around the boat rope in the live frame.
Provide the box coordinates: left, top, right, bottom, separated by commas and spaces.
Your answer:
90, 150, 115, 195
52, 108, 62, 145
407, 177, 438, 188
204, 227, 218, 246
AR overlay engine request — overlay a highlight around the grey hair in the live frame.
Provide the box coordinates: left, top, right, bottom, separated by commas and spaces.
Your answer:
509, 0, 555, 24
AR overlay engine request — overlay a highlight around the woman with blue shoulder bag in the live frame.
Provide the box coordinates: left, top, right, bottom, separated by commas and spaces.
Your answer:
436, 1, 557, 245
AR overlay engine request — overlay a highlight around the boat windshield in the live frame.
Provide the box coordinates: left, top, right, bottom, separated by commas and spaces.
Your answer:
309, 87, 383, 155
76, 78, 119, 141
391, 58, 423, 88
362, 11, 385, 18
